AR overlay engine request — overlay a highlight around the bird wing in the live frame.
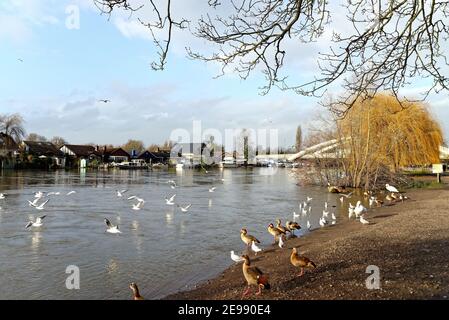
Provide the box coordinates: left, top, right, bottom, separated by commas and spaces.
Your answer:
37, 215, 46, 223
25, 221, 33, 229
41, 199, 50, 206
169, 194, 176, 202
104, 218, 112, 228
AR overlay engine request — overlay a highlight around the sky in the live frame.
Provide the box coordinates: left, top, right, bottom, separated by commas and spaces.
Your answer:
1, 0, 448, 148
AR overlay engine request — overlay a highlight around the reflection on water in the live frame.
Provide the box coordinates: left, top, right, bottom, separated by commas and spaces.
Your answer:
0, 168, 353, 299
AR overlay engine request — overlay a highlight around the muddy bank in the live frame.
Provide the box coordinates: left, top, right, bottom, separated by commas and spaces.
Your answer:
165, 188, 449, 300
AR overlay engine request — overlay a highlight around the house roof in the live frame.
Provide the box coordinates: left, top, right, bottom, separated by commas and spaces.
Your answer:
23, 141, 63, 157
103, 148, 130, 158
63, 144, 97, 157
138, 150, 170, 160
0, 132, 18, 150
172, 143, 206, 155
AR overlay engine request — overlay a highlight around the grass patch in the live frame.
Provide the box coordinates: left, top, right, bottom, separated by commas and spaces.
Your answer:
408, 180, 445, 189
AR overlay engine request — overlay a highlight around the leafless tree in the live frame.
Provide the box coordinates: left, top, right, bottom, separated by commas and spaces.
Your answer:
93, 0, 449, 115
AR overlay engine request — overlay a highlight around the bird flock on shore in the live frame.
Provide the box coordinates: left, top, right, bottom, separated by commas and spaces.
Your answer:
0, 179, 408, 300
229, 183, 409, 298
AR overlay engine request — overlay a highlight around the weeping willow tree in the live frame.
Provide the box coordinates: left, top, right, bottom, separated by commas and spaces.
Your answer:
335, 94, 443, 189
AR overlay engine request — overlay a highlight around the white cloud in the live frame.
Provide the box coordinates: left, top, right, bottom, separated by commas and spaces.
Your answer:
113, 17, 152, 40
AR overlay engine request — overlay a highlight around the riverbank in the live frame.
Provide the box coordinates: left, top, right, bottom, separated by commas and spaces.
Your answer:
165, 187, 449, 300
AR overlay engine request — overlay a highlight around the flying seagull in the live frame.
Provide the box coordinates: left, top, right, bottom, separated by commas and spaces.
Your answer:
104, 218, 121, 234
117, 190, 128, 197
34, 199, 50, 210
18, 58, 24, 62
132, 200, 145, 211
25, 215, 46, 229
209, 187, 217, 193
98, 99, 111, 103
165, 194, 176, 205
177, 204, 192, 212
67, 191, 76, 196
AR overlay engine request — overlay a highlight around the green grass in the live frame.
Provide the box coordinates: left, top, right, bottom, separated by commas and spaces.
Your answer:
408, 180, 445, 189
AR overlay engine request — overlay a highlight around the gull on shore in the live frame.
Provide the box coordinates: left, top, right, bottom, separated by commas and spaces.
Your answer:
386, 184, 399, 193
25, 215, 46, 229
231, 251, 244, 263
278, 235, 285, 248
251, 241, 262, 255
105, 218, 121, 234
360, 215, 370, 225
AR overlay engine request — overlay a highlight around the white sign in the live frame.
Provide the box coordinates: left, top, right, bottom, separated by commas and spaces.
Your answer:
432, 163, 443, 174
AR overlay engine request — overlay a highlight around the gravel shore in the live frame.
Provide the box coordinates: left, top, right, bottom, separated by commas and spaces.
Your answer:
165, 187, 449, 300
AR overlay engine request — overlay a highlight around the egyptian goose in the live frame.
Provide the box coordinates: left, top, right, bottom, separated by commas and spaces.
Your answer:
268, 223, 284, 243
240, 228, 260, 247
129, 283, 144, 300
241, 255, 270, 297
290, 248, 316, 277
276, 219, 288, 234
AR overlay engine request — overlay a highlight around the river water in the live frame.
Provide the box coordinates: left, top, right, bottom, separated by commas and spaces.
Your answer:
0, 167, 347, 299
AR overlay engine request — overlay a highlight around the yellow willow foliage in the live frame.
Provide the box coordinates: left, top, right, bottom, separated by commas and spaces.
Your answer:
337, 94, 443, 186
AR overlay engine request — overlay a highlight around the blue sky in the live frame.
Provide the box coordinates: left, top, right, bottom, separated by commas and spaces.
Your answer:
1, 0, 448, 148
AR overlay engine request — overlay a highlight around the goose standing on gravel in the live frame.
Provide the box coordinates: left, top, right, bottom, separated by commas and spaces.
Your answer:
290, 247, 316, 277
25, 216, 46, 229
231, 251, 245, 263
104, 218, 121, 234
241, 255, 270, 297
240, 229, 260, 248
386, 184, 399, 193
268, 223, 285, 243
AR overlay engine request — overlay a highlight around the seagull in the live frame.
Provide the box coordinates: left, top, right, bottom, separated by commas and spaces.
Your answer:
306, 220, 311, 230
251, 241, 262, 255
104, 218, 121, 234
209, 187, 216, 193
128, 196, 145, 203
116, 190, 128, 197
278, 235, 285, 248
169, 182, 177, 189
348, 206, 355, 219
340, 196, 345, 204
331, 213, 336, 220
354, 201, 367, 217
231, 251, 244, 263
322, 210, 329, 218
178, 204, 192, 212
301, 207, 308, 216
360, 215, 370, 225
34, 191, 44, 198
132, 200, 145, 211
386, 184, 399, 193
25, 215, 46, 229
340, 192, 353, 199
0, 193, 7, 199
165, 194, 176, 205
35, 199, 50, 210
18, 58, 24, 62
98, 99, 111, 103
28, 198, 40, 207
306, 197, 313, 202
67, 191, 76, 196
47, 192, 61, 196
369, 196, 376, 207
293, 211, 300, 220
319, 217, 327, 227
324, 201, 328, 210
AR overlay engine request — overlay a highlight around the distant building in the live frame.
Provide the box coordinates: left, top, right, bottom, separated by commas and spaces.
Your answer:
100, 147, 130, 163
0, 132, 19, 169
138, 150, 170, 164
171, 143, 206, 165
60, 144, 102, 167
21, 141, 64, 167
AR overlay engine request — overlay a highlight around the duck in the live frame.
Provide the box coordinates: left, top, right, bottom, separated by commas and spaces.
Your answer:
240, 228, 260, 247
241, 255, 270, 297
268, 223, 285, 243
276, 219, 288, 234
375, 199, 384, 207
286, 221, 301, 234
129, 283, 144, 300
290, 248, 316, 277
385, 194, 393, 202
